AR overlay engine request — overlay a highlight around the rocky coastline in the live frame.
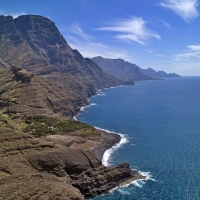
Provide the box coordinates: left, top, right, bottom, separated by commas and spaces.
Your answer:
0, 70, 144, 199
0, 14, 145, 199
0, 114, 145, 200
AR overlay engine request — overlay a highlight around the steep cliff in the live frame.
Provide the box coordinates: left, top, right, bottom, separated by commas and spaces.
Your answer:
0, 15, 130, 117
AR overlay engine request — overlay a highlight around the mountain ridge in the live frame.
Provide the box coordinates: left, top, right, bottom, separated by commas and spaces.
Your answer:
92, 56, 155, 81
140, 67, 181, 78
0, 15, 132, 118
92, 56, 180, 81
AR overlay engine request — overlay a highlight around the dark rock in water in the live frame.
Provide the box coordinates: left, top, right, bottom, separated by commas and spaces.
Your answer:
72, 163, 142, 198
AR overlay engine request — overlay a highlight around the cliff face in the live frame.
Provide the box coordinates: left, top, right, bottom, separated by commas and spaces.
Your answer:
92, 56, 155, 81
0, 15, 129, 117
0, 69, 97, 117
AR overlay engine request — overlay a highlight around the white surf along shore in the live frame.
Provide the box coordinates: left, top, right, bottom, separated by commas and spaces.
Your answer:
74, 87, 155, 190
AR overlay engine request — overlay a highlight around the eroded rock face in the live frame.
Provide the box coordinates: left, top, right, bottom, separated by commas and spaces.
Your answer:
28, 149, 101, 177
11, 66, 34, 83
0, 128, 144, 199
71, 163, 139, 198
0, 70, 95, 117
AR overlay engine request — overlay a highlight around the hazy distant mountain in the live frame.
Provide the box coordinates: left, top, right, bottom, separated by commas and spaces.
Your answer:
92, 56, 155, 81
92, 56, 180, 81
140, 68, 181, 78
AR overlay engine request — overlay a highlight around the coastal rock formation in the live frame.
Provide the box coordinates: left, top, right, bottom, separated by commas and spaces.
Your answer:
0, 126, 144, 199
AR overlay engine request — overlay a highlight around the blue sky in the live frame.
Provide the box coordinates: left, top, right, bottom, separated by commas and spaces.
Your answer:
0, 0, 200, 76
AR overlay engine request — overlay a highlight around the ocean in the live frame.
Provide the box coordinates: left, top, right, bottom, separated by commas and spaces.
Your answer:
76, 77, 200, 200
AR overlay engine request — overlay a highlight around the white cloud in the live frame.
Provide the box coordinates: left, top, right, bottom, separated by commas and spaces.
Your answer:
0, 9, 26, 18
145, 49, 168, 57
61, 23, 132, 61
175, 51, 200, 61
10, 12, 26, 19
160, 0, 199, 22
145, 49, 153, 53
188, 44, 200, 51
159, 19, 171, 28
61, 23, 93, 42
175, 44, 200, 61
171, 44, 200, 75
96, 16, 161, 45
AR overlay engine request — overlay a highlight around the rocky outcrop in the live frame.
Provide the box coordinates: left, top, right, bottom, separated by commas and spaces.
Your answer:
11, 66, 34, 83
71, 163, 142, 198
0, 126, 144, 199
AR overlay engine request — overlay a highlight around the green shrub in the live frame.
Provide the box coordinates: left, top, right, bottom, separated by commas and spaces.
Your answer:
23, 115, 99, 137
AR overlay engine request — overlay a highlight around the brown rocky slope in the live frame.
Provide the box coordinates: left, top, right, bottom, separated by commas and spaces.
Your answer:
0, 15, 140, 199
0, 116, 144, 199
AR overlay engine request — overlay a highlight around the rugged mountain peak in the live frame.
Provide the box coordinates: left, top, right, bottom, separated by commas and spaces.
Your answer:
14, 15, 73, 66
0, 15, 130, 117
0, 15, 22, 41
0, 15, 15, 36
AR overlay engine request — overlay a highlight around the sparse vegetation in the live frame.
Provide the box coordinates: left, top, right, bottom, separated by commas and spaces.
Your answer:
23, 115, 99, 137
0, 110, 26, 130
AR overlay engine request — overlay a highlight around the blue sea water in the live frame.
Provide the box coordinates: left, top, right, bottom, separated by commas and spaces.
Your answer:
77, 77, 200, 200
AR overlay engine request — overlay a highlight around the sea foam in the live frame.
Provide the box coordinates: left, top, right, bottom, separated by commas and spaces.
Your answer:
94, 127, 128, 167
73, 103, 97, 120
129, 171, 156, 188
109, 171, 156, 194
95, 127, 155, 191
